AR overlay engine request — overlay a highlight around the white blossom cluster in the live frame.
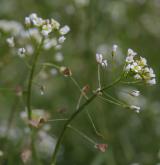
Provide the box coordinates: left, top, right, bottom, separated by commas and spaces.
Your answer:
124, 48, 156, 85
0, 13, 70, 58
96, 53, 108, 68
24, 13, 70, 52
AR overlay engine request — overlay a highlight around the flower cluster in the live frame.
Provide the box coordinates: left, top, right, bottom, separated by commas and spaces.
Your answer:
124, 49, 156, 85
0, 13, 70, 59
96, 53, 108, 68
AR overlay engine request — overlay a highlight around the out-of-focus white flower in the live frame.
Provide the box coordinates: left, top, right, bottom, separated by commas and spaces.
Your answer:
146, 78, 156, 85
36, 131, 56, 157
54, 52, 64, 62
96, 53, 103, 64
51, 18, 60, 30
134, 74, 142, 80
0, 20, 23, 35
43, 38, 57, 50
0, 150, 4, 157
18, 48, 26, 57
126, 55, 134, 63
130, 90, 140, 97
6, 37, 15, 47
112, 44, 118, 56
41, 24, 52, 36
130, 105, 141, 113
96, 53, 108, 68
25, 17, 31, 26
50, 68, 58, 76
58, 36, 66, 44
55, 44, 62, 50
25, 45, 34, 55
130, 62, 142, 73
127, 48, 137, 56
59, 25, 70, 35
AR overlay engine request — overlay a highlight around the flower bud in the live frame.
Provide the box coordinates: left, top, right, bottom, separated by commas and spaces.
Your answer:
60, 66, 72, 77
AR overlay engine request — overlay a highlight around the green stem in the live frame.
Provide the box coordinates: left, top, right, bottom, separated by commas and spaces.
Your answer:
68, 125, 96, 145
97, 64, 101, 89
50, 75, 122, 165
26, 38, 44, 120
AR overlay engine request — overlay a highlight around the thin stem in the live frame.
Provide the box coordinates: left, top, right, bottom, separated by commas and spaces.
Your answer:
86, 110, 104, 139
41, 62, 60, 70
121, 80, 141, 85
76, 93, 83, 110
50, 75, 122, 165
26, 37, 44, 120
47, 119, 69, 122
68, 125, 96, 145
70, 76, 88, 99
97, 64, 101, 89
98, 96, 123, 107
103, 92, 125, 105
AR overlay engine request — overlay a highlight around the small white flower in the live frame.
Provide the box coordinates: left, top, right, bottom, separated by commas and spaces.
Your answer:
59, 25, 70, 35
51, 18, 60, 30
96, 53, 107, 68
25, 17, 31, 26
130, 105, 141, 113
58, 36, 66, 44
139, 56, 147, 66
126, 55, 134, 63
130, 62, 141, 73
50, 68, 58, 76
101, 59, 108, 68
112, 44, 118, 56
6, 37, 15, 47
96, 53, 103, 64
41, 24, 52, 36
130, 90, 140, 97
54, 52, 64, 62
18, 48, 26, 57
127, 48, 137, 56
146, 78, 156, 85
134, 74, 142, 80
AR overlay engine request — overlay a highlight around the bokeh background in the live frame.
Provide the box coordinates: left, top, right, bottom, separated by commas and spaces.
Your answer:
0, 0, 160, 165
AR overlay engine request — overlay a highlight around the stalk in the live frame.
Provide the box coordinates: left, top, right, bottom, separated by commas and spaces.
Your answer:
50, 76, 122, 165
26, 38, 44, 120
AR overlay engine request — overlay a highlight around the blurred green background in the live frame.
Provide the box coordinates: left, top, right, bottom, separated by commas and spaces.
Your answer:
0, 0, 160, 165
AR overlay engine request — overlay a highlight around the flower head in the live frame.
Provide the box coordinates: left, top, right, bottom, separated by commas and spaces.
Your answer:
124, 48, 156, 85
130, 105, 141, 113
96, 53, 108, 68
18, 48, 26, 57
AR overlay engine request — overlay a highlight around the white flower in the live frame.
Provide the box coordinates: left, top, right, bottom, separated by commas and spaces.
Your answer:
146, 78, 156, 85
126, 55, 134, 63
54, 52, 64, 62
130, 90, 140, 97
130, 62, 141, 73
127, 48, 137, 56
96, 53, 107, 68
59, 25, 70, 35
25, 17, 31, 26
101, 59, 108, 68
58, 36, 66, 44
112, 44, 118, 56
41, 24, 52, 36
134, 74, 142, 80
18, 48, 26, 57
130, 105, 141, 113
96, 53, 103, 64
139, 57, 147, 66
51, 18, 60, 30
6, 37, 15, 47
43, 38, 57, 50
